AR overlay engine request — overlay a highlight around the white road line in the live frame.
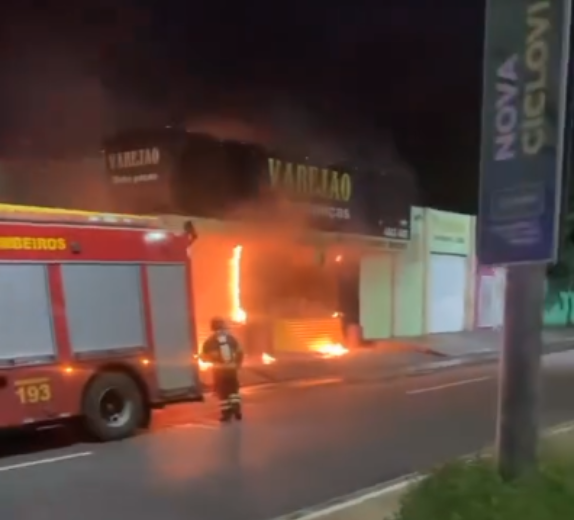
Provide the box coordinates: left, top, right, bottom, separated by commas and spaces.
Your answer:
271, 474, 423, 520
290, 377, 343, 389
406, 376, 491, 395
174, 422, 219, 430
0, 451, 93, 473
547, 421, 574, 436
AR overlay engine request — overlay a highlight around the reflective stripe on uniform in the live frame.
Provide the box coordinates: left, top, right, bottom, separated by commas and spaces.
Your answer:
229, 393, 241, 403
217, 334, 233, 362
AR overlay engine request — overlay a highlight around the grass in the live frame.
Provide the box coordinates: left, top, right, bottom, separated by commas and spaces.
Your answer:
393, 431, 574, 520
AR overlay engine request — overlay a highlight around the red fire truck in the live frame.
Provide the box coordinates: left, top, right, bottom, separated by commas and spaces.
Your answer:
0, 204, 203, 441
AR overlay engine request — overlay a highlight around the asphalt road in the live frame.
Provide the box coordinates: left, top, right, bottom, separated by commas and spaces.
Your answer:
1, 351, 574, 520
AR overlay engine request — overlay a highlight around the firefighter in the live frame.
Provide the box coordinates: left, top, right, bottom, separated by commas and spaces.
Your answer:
201, 317, 244, 422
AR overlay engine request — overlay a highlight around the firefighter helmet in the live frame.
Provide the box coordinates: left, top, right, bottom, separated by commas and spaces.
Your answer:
210, 316, 227, 332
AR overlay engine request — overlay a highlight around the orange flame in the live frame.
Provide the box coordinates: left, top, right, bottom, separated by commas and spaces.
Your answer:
198, 359, 212, 371
230, 245, 247, 323
310, 341, 349, 358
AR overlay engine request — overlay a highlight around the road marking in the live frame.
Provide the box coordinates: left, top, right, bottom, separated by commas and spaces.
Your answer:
174, 422, 219, 430
547, 421, 574, 436
270, 420, 574, 520
241, 377, 344, 394
270, 473, 422, 520
290, 377, 343, 389
0, 452, 93, 473
406, 376, 491, 395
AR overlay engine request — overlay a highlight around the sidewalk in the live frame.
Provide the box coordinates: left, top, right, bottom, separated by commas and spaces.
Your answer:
216, 328, 574, 391
384, 327, 574, 358
236, 348, 437, 388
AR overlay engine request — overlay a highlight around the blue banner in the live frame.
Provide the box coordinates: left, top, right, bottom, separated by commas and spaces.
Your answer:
478, 0, 571, 265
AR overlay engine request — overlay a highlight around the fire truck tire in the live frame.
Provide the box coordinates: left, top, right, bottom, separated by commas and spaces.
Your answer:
82, 371, 145, 442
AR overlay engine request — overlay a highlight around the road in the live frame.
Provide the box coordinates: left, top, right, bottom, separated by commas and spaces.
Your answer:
1, 351, 573, 520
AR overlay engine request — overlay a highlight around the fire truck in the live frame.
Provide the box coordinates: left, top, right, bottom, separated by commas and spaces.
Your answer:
0, 204, 203, 441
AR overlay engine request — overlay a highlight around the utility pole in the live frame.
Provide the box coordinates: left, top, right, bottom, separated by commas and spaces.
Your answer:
478, 0, 572, 479
496, 264, 545, 479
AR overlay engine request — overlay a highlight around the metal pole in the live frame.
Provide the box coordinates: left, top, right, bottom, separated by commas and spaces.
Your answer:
495, 262, 545, 479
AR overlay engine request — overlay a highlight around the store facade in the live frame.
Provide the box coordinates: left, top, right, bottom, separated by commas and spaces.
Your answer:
104, 129, 414, 353
424, 209, 474, 333
370, 206, 476, 338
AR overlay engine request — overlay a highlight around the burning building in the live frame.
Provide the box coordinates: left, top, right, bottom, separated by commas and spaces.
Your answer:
103, 129, 414, 359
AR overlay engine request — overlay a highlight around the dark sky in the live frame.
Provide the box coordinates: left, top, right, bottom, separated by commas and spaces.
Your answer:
0, 0, 485, 213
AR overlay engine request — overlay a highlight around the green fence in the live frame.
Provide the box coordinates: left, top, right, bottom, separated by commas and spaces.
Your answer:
544, 278, 574, 326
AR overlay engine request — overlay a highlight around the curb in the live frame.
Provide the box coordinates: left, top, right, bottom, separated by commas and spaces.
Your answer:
416, 338, 574, 359
407, 353, 496, 375
407, 341, 574, 376
268, 421, 574, 520
232, 354, 487, 393
270, 473, 421, 520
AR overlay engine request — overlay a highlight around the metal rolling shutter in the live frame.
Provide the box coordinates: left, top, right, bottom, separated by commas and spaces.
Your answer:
273, 318, 344, 353
428, 254, 466, 333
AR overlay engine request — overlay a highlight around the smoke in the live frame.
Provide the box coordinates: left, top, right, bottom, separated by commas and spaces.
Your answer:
180, 89, 419, 242
0, 5, 419, 215
183, 89, 418, 195
0, 156, 111, 210
0, 8, 114, 157
0, 8, 116, 207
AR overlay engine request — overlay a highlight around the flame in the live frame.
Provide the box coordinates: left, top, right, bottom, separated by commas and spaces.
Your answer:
230, 245, 247, 323
198, 359, 212, 371
262, 352, 276, 364
310, 341, 349, 358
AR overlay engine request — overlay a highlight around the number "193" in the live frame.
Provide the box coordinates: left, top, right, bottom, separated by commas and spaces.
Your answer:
15, 383, 52, 404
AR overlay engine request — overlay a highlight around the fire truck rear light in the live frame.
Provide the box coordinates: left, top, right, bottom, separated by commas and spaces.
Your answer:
62, 366, 74, 374
141, 358, 150, 366
144, 231, 168, 243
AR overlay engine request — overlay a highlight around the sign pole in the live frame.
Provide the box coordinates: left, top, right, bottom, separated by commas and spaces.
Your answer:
478, 0, 572, 479
496, 263, 545, 478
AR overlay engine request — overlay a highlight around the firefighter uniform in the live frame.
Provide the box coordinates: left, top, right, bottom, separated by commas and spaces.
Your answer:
201, 318, 244, 422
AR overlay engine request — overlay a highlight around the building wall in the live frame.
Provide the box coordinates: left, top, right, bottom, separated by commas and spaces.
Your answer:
392, 207, 425, 336
465, 217, 477, 330
472, 237, 574, 330
359, 254, 393, 339
473, 269, 574, 328
474, 265, 506, 329
360, 207, 476, 339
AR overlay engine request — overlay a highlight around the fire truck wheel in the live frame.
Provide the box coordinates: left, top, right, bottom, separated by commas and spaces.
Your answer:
82, 371, 145, 441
